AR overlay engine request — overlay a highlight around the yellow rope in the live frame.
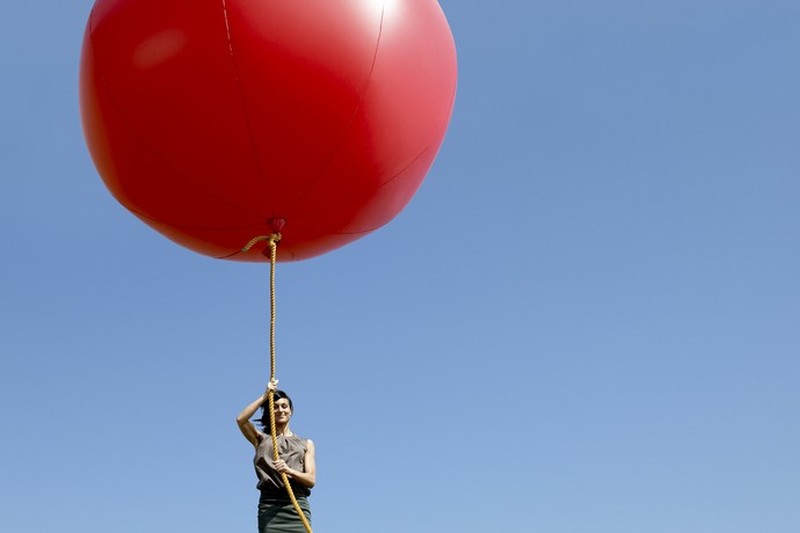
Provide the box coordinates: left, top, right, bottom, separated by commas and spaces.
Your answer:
248, 233, 313, 533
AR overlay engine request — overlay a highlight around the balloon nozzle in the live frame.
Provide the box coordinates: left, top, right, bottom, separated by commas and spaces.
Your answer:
269, 217, 286, 234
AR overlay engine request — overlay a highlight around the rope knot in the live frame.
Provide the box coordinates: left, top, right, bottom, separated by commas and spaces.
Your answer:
241, 233, 282, 254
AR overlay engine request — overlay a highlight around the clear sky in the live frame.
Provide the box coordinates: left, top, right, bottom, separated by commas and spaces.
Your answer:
2, 1, 799, 532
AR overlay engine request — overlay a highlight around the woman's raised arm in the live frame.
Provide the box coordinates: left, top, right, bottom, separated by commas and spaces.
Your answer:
236, 392, 268, 447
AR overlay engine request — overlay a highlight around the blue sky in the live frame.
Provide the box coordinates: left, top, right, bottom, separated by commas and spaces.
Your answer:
2, 1, 799, 532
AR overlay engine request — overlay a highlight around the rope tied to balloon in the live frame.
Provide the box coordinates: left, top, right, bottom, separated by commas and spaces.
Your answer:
241, 232, 313, 533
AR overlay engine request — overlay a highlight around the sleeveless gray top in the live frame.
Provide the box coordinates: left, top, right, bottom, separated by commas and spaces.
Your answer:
254, 432, 311, 498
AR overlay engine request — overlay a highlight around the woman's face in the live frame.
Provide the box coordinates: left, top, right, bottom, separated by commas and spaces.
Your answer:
273, 398, 292, 424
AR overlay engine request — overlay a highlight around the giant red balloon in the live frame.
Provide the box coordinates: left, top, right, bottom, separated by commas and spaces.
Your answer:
80, 0, 457, 261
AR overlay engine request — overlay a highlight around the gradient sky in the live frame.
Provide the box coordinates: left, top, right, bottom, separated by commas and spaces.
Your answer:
2, 1, 799, 532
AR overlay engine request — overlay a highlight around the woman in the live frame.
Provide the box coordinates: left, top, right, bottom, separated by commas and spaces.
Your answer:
237, 383, 316, 532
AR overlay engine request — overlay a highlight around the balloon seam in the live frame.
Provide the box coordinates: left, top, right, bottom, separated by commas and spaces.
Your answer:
220, 0, 274, 213
284, 3, 388, 216
86, 12, 267, 224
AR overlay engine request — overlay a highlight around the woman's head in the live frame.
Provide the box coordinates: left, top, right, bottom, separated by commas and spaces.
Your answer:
258, 390, 294, 428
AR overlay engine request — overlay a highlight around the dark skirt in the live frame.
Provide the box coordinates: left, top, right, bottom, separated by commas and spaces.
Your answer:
258, 496, 311, 533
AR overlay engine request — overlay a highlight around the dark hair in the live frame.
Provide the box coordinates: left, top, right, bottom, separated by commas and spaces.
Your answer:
258, 390, 294, 428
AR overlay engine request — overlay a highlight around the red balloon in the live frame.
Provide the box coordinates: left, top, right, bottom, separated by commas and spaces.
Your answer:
80, 0, 457, 261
